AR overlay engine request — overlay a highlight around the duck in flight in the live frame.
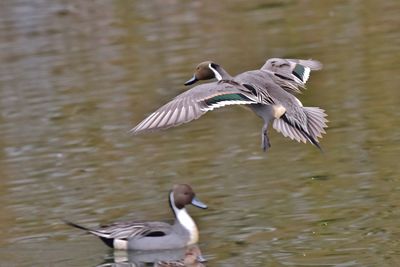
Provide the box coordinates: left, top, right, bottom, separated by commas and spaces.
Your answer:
131, 59, 327, 152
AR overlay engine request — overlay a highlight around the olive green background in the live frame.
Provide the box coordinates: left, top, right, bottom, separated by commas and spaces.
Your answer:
0, 0, 399, 266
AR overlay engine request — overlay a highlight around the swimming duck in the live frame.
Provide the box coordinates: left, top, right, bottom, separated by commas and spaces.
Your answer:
65, 184, 207, 250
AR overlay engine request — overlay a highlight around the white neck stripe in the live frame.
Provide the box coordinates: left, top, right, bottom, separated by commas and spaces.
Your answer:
169, 192, 198, 244
208, 63, 222, 81
176, 208, 197, 244
169, 191, 178, 213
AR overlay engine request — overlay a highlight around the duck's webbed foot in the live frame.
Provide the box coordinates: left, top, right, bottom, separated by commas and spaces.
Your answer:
261, 128, 271, 152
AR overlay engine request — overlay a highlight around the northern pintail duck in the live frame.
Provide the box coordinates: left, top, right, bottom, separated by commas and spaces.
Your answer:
65, 184, 207, 250
155, 245, 206, 267
131, 59, 327, 151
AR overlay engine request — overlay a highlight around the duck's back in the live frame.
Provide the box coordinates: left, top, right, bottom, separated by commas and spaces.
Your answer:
235, 70, 302, 108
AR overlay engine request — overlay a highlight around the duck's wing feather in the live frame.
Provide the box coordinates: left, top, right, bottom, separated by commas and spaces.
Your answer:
96, 221, 173, 239
261, 58, 322, 94
131, 82, 258, 134
65, 220, 173, 240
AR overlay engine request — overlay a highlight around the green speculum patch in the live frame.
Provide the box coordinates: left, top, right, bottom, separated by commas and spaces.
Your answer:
292, 64, 305, 81
205, 93, 249, 106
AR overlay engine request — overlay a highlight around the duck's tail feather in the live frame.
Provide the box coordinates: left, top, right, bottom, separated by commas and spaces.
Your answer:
273, 107, 328, 151
303, 107, 328, 139
64, 219, 115, 248
63, 219, 93, 232
63, 219, 107, 237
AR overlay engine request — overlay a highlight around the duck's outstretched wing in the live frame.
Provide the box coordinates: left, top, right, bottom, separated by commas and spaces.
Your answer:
131, 82, 258, 134
261, 58, 322, 94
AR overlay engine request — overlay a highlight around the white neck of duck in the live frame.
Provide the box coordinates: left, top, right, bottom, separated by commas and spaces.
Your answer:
170, 192, 199, 245
208, 63, 222, 81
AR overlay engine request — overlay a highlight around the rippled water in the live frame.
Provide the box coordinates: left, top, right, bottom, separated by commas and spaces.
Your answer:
0, 0, 399, 266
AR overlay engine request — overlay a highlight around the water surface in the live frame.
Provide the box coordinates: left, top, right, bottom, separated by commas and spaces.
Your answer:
0, 0, 399, 266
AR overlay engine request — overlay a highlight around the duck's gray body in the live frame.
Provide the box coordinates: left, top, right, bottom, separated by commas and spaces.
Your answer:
233, 68, 326, 149
124, 221, 191, 250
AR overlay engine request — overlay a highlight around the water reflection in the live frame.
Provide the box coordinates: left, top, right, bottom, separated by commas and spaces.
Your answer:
97, 245, 205, 267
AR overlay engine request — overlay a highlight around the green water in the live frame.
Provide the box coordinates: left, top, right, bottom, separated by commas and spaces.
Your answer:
0, 0, 399, 266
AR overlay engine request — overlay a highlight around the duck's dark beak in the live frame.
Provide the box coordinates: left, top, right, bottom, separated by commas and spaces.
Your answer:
184, 75, 198, 86
191, 196, 207, 209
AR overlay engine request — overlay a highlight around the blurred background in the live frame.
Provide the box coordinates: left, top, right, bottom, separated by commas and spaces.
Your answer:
0, 0, 399, 266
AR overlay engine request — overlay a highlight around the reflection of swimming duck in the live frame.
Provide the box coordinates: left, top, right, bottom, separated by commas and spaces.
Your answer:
65, 184, 207, 250
155, 246, 206, 267
131, 59, 327, 152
